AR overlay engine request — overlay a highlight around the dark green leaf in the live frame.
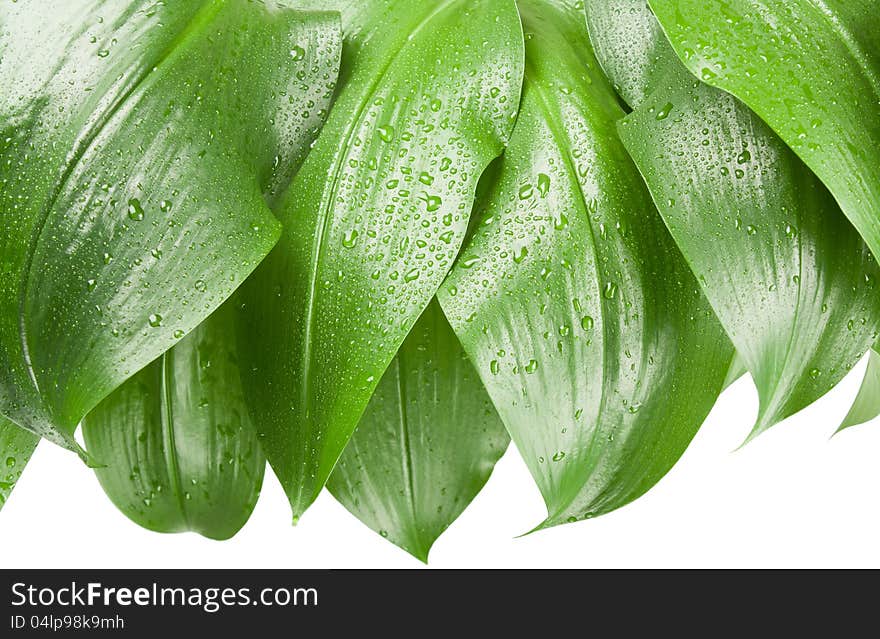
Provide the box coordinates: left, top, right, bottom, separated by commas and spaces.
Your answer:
0, 1, 341, 453
328, 300, 509, 561
591, 0, 880, 439
438, 0, 732, 529
82, 303, 264, 541
238, 0, 525, 520
648, 0, 880, 260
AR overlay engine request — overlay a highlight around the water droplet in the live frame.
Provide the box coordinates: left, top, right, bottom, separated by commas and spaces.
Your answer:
148, 314, 163, 328
525, 359, 539, 374
656, 102, 674, 120
127, 198, 144, 221
404, 268, 420, 282
603, 282, 617, 299
513, 246, 529, 264
809, 368, 821, 379
377, 125, 395, 142
194, 280, 208, 293
552, 451, 566, 462
423, 194, 442, 212
490, 360, 500, 375
289, 45, 305, 61
581, 316, 594, 331
342, 229, 359, 249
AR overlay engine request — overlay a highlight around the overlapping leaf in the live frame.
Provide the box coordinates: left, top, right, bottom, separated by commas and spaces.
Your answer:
648, 0, 880, 261
839, 348, 880, 432
328, 301, 508, 561
439, 0, 732, 529
82, 304, 265, 540
0, 419, 38, 510
238, 0, 525, 520
0, 0, 340, 453
588, 0, 880, 439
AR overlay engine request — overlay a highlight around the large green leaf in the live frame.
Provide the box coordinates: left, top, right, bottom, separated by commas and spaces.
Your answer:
238, 0, 524, 520
328, 300, 509, 561
839, 348, 880, 432
647, 0, 880, 261
0, 419, 38, 510
589, 0, 880, 439
438, 0, 732, 529
82, 304, 264, 540
0, 0, 341, 453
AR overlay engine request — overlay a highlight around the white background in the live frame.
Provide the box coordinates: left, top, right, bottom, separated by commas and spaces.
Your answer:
3, 358, 880, 569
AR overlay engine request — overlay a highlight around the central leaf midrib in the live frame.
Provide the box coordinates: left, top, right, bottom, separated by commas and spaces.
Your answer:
160, 352, 190, 530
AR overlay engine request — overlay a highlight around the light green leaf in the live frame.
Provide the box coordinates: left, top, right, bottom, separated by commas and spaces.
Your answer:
238, 0, 524, 521
648, 0, 880, 260
438, 0, 732, 529
0, 0, 341, 453
839, 348, 880, 432
0, 419, 39, 510
82, 304, 264, 541
328, 301, 509, 562
591, 0, 880, 439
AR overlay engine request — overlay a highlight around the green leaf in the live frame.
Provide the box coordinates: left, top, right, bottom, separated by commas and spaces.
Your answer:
584, 0, 679, 108
591, 0, 880, 439
82, 303, 264, 541
438, 0, 733, 529
0, 419, 39, 510
0, 1, 341, 453
328, 301, 509, 562
647, 0, 880, 260
839, 348, 880, 432
238, 0, 525, 521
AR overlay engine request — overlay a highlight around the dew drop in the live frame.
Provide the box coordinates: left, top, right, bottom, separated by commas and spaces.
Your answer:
377, 125, 395, 142
127, 198, 144, 221
655, 102, 674, 120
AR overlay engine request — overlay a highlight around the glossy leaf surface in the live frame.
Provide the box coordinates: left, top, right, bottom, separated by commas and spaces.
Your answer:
0, 419, 38, 510
328, 301, 508, 561
82, 304, 264, 540
238, 0, 524, 519
0, 1, 341, 452
591, 0, 880, 438
584, 0, 678, 108
439, 0, 732, 529
648, 0, 880, 260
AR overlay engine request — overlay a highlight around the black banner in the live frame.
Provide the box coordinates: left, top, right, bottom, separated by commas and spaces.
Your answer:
0, 568, 859, 634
